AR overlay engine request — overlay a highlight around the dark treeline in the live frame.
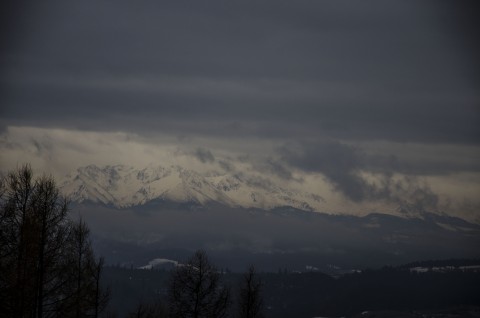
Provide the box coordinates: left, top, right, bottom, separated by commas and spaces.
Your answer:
397, 258, 480, 269
262, 267, 480, 317
103, 261, 480, 318
0, 165, 109, 317
118, 250, 265, 318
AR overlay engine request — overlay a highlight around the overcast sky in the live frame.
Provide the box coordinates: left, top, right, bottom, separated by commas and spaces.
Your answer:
1, 0, 479, 220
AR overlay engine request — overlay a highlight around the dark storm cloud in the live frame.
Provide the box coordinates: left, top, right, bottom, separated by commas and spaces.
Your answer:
194, 147, 215, 164
218, 160, 234, 172
264, 158, 294, 180
278, 140, 445, 210
1, 0, 479, 144
279, 141, 369, 201
280, 140, 480, 178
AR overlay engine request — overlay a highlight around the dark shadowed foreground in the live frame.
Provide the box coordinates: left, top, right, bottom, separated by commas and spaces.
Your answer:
103, 258, 480, 318
74, 201, 480, 272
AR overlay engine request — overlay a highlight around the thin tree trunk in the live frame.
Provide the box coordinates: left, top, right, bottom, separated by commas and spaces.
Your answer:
94, 261, 100, 318
76, 239, 83, 318
37, 204, 47, 318
15, 183, 31, 318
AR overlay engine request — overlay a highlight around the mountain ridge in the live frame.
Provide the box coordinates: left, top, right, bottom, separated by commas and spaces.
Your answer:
60, 164, 472, 223
60, 163, 325, 212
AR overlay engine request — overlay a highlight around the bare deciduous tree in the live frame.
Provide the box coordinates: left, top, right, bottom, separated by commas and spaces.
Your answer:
238, 266, 264, 318
0, 165, 109, 318
31, 175, 69, 318
168, 250, 230, 318
92, 257, 110, 318
57, 218, 109, 318
0, 165, 37, 316
0, 165, 68, 317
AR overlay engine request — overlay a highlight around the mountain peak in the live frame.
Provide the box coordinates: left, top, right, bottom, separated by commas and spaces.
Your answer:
60, 164, 325, 210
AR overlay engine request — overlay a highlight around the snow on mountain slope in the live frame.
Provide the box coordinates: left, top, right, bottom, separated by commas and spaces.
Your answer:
60, 164, 325, 210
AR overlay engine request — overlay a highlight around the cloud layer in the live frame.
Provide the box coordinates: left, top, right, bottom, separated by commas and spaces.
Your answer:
1, 0, 479, 143
1, 1, 479, 221
1, 126, 479, 222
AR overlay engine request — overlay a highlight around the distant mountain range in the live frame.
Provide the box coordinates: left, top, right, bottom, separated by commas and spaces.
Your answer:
59, 165, 480, 271
60, 164, 325, 211
60, 164, 463, 223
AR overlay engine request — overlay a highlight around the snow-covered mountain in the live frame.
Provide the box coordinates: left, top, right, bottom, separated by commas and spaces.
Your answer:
61, 165, 480, 272
60, 164, 325, 210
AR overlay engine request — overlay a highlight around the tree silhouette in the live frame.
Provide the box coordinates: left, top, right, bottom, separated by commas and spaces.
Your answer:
168, 250, 230, 318
0, 165, 108, 317
57, 218, 109, 317
238, 266, 264, 318
92, 257, 110, 318
0, 165, 38, 316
